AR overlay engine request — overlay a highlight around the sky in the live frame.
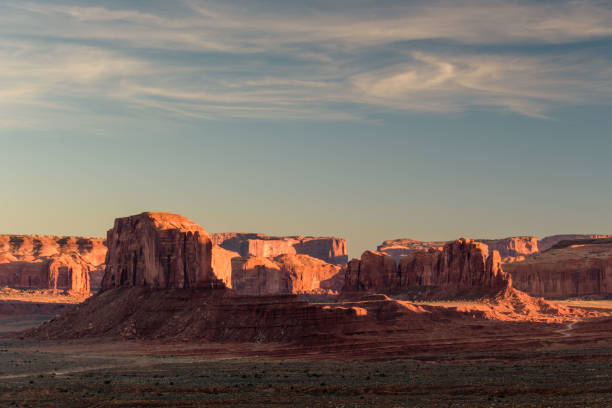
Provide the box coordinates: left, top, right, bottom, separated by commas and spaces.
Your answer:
1, 0, 612, 258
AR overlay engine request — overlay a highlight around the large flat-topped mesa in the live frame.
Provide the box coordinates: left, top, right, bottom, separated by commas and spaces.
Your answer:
102, 212, 221, 290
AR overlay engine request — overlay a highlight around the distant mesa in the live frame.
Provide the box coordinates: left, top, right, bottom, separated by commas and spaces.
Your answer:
377, 234, 612, 298
505, 237, 612, 298
0, 234, 106, 295
538, 234, 612, 252
229, 253, 344, 295
210, 232, 348, 265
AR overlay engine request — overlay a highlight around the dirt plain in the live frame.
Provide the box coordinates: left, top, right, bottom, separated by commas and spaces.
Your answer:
0, 294, 610, 407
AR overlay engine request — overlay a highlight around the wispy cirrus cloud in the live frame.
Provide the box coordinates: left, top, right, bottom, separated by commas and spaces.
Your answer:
1, 0, 612, 132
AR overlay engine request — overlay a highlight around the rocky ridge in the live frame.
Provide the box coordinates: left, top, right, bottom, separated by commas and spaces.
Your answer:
345, 238, 511, 298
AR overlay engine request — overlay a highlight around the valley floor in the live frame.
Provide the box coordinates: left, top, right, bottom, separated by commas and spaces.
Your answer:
0, 338, 611, 407
0, 296, 610, 407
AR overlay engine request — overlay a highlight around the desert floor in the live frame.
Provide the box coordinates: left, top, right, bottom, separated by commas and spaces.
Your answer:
0, 298, 610, 407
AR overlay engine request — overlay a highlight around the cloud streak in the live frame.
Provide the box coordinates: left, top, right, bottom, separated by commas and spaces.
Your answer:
1, 0, 612, 131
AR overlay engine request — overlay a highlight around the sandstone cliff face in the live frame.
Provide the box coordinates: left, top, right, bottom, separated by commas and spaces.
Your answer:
345, 239, 511, 297
344, 251, 398, 292
102, 212, 220, 290
230, 254, 343, 295
211, 233, 348, 265
399, 240, 510, 292
0, 235, 106, 295
211, 245, 240, 288
504, 238, 612, 297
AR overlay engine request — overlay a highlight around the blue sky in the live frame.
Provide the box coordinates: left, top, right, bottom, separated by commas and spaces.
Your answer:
1, 0, 612, 257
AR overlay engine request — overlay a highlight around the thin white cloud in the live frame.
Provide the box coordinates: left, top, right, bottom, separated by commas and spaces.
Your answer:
0, 0, 611, 130
350, 52, 612, 117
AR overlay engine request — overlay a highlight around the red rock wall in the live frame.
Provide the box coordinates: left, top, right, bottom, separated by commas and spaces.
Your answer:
102, 212, 220, 290
345, 239, 511, 296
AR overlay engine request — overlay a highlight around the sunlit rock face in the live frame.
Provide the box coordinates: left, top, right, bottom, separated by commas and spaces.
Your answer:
230, 253, 343, 295
102, 212, 220, 290
211, 233, 348, 265
0, 235, 106, 295
345, 239, 511, 296
505, 237, 612, 298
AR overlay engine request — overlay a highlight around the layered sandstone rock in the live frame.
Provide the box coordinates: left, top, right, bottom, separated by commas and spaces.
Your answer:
504, 238, 612, 297
102, 212, 221, 290
0, 235, 106, 295
211, 233, 348, 265
230, 254, 343, 295
345, 239, 511, 297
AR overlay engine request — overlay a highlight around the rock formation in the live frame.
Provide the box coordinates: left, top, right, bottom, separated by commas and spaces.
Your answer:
0, 235, 106, 295
102, 212, 222, 290
230, 254, 343, 295
345, 239, 511, 297
504, 237, 612, 297
344, 251, 399, 292
211, 233, 348, 265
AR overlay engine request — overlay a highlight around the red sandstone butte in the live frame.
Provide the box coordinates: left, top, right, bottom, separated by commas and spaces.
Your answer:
101, 212, 222, 290
345, 238, 510, 297
210, 233, 348, 265
0, 235, 106, 295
